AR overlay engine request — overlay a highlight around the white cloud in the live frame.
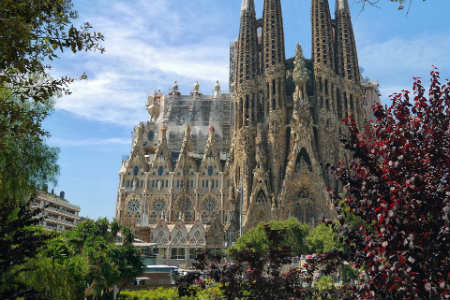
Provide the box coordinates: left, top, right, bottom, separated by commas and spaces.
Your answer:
357, 33, 449, 104
360, 34, 448, 76
55, 0, 231, 126
359, 33, 449, 89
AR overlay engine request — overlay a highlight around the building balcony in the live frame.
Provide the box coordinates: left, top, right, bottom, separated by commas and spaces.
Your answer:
45, 206, 80, 220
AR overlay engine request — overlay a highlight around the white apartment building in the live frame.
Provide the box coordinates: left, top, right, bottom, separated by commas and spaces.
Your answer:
31, 189, 80, 232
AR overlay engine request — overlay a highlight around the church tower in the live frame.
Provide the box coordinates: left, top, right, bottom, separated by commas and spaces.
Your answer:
312, 0, 336, 71
263, 0, 288, 195
232, 0, 260, 215
335, 0, 360, 83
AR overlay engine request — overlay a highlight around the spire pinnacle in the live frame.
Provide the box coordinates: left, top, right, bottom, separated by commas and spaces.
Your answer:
335, 0, 360, 82
312, 0, 335, 69
336, 0, 349, 11
184, 124, 191, 141
241, 0, 255, 13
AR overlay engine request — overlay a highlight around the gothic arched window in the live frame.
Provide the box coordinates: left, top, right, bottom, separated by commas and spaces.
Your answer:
177, 198, 192, 212
257, 99, 264, 122
148, 131, 154, 141
133, 166, 139, 176
204, 198, 216, 212
256, 191, 266, 203
298, 189, 309, 199
295, 148, 312, 172
194, 230, 201, 242
185, 211, 193, 222
337, 88, 342, 119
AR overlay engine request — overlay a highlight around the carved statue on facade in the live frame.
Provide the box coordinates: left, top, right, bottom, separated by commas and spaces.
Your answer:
192, 81, 201, 96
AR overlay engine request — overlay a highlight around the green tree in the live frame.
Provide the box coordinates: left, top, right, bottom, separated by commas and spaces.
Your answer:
305, 223, 340, 254
0, 1, 103, 298
0, 0, 104, 103
0, 85, 60, 299
229, 218, 309, 258
21, 219, 143, 300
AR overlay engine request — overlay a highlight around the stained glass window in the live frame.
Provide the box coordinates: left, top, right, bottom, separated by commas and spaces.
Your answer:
148, 131, 154, 141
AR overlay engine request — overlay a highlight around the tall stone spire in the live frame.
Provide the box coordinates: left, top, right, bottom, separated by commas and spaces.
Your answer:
229, 0, 260, 234
236, 0, 259, 129
335, 0, 360, 83
312, 0, 335, 70
263, 0, 288, 194
263, 0, 286, 68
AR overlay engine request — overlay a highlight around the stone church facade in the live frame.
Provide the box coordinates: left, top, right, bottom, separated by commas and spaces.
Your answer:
115, 0, 380, 253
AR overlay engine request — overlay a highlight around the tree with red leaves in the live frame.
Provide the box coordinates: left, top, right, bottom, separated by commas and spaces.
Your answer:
332, 68, 450, 299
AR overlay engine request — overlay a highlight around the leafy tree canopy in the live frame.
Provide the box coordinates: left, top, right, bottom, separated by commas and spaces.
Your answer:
0, 1, 103, 298
306, 223, 340, 254
0, 0, 104, 103
21, 218, 144, 300
228, 218, 309, 258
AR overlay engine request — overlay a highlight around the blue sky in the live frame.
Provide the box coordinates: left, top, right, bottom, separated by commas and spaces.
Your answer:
44, 0, 450, 220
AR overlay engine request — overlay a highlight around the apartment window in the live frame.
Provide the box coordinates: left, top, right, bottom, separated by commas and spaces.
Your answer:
171, 248, 185, 260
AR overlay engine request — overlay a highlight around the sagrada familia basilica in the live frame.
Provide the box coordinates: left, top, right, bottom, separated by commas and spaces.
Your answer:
115, 0, 379, 263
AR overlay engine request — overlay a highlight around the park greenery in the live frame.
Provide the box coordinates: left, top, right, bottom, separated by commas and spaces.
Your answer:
228, 218, 310, 258
228, 218, 341, 258
119, 285, 223, 300
19, 218, 143, 300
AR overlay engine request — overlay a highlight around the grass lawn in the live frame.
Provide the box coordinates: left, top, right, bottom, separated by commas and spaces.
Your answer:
119, 285, 223, 300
